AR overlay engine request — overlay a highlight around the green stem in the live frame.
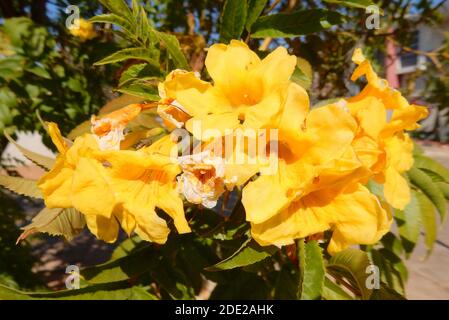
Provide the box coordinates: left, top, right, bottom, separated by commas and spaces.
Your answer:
297, 238, 305, 299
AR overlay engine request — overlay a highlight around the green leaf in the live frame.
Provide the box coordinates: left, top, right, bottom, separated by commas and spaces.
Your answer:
206, 239, 277, 271
251, 9, 345, 38
0, 175, 42, 199
413, 154, 449, 183
297, 239, 325, 300
26, 66, 51, 79
291, 57, 313, 90
18, 208, 86, 242
117, 82, 160, 101
155, 31, 190, 70
82, 246, 159, 284
0, 282, 157, 300
99, 0, 133, 22
435, 182, 449, 201
67, 120, 91, 140
94, 47, 159, 66
327, 248, 373, 300
370, 283, 406, 300
119, 63, 163, 88
416, 192, 437, 255
323, 0, 375, 9
408, 166, 447, 222
322, 277, 353, 300
220, 0, 248, 43
395, 190, 422, 256
4, 131, 55, 170
246, 0, 268, 31
274, 268, 298, 299
89, 14, 133, 33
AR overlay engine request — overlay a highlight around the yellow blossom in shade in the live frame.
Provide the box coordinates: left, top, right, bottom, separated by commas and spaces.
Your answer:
158, 40, 298, 140
95, 136, 191, 243
69, 18, 97, 41
345, 48, 428, 209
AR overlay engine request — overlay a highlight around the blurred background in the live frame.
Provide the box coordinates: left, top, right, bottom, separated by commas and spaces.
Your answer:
0, 0, 448, 298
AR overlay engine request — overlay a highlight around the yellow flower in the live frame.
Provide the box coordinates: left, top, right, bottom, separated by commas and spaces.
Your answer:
250, 183, 391, 255
346, 48, 428, 209
69, 18, 97, 41
95, 136, 191, 243
38, 123, 190, 244
37, 123, 119, 242
242, 101, 392, 253
158, 40, 298, 139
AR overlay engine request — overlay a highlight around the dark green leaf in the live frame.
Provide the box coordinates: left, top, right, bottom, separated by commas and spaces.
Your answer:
220, 0, 248, 43
251, 9, 345, 38
322, 277, 353, 300
246, 0, 268, 32
206, 239, 277, 271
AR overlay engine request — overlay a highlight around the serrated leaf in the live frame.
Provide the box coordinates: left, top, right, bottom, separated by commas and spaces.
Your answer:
413, 154, 449, 183
246, 0, 268, 31
322, 277, 353, 300
220, 0, 248, 43
251, 9, 345, 38
297, 239, 325, 300
94, 47, 159, 66
408, 166, 447, 222
118, 63, 164, 88
416, 192, 437, 255
99, 0, 133, 22
155, 31, 190, 70
206, 239, 277, 271
0, 175, 42, 199
117, 82, 160, 101
327, 248, 373, 300
323, 0, 375, 9
0, 282, 157, 300
395, 190, 422, 256
4, 132, 54, 170
89, 14, 133, 33
18, 207, 85, 242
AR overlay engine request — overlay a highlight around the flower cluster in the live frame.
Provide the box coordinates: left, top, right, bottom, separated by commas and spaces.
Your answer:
38, 41, 427, 253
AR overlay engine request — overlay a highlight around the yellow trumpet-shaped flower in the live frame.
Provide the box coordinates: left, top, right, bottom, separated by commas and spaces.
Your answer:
37, 123, 119, 242
158, 40, 298, 139
95, 136, 191, 243
242, 101, 391, 253
346, 48, 428, 209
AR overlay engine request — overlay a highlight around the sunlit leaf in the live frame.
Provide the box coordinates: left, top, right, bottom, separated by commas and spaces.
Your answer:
0, 175, 42, 199
4, 131, 54, 170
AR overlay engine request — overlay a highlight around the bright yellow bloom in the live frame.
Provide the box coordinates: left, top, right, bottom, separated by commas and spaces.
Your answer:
346, 48, 428, 209
95, 136, 191, 243
38, 122, 190, 244
242, 100, 391, 253
69, 18, 97, 41
158, 40, 298, 139
37, 123, 118, 242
